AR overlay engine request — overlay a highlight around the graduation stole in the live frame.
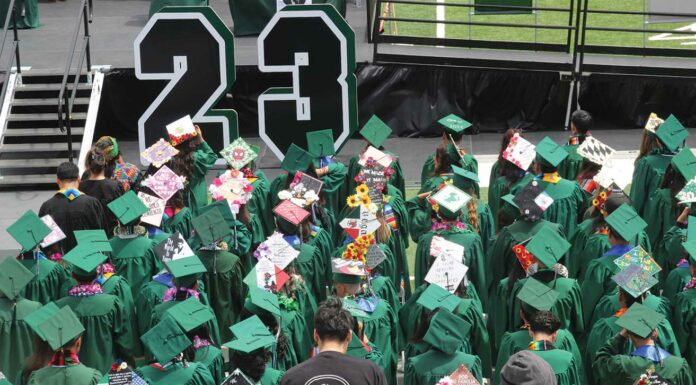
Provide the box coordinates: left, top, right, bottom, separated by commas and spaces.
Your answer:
541, 172, 561, 184
58, 188, 82, 201
49, 351, 80, 366
615, 307, 628, 317
193, 335, 212, 349
431, 221, 467, 233
528, 340, 554, 351
684, 277, 696, 291
240, 166, 258, 182
162, 287, 200, 302
68, 283, 103, 297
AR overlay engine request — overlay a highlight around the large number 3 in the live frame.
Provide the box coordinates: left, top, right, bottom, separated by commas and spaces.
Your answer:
258, 5, 357, 160
134, 7, 237, 163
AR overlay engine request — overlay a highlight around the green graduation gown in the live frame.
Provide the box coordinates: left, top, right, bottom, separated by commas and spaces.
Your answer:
109, 235, 160, 296
247, 170, 274, 245
259, 367, 284, 385
99, 274, 141, 356
136, 362, 214, 385
150, 299, 221, 346
292, 243, 327, 303
674, 288, 696, 373
353, 298, 400, 385
195, 249, 246, 342
404, 349, 483, 385
664, 265, 692, 304
420, 149, 479, 196
186, 141, 218, 216
18, 258, 71, 304
0, 297, 40, 383
630, 149, 672, 216
279, 304, 312, 371
537, 176, 585, 237
194, 345, 224, 385
371, 275, 402, 315
161, 207, 193, 239
346, 338, 388, 375
27, 364, 101, 385
347, 149, 406, 196
318, 161, 348, 222
591, 293, 671, 326
55, 293, 137, 375
557, 139, 583, 181
530, 346, 584, 385
643, 188, 679, 283
594, 335, 693, 385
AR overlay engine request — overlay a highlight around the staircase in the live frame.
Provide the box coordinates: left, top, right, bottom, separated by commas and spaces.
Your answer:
0, 70, 92, 188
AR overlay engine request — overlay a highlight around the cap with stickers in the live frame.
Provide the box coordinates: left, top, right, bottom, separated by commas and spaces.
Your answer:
535, 136, 568, 167
7, 210, 51, 252
360, 116, 392, 148
611, 263, 658, 299
503, 133, 536, 171
220, 137, 258, 170
513, 180, 554, 221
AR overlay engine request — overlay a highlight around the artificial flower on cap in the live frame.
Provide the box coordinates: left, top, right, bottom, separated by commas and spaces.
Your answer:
166, 115, 198, 146
209, 169, 254, 214
141, 138, 179, 168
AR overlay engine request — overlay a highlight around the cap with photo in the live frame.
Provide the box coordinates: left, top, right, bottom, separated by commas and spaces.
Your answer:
614, 303, 665, 339
525, 225, 570, 268
656, 114, 688, 153
535, 136, 568, 167
220, 137, 258, 170
605, 203, 647, 242
306, 129, 336, 158
7, 210, 51, 252
360, 115, 392, 148
438, 114, 472, 136
166, 115, 198, 146
516, 278, 560, 311
0, 257, 35, 300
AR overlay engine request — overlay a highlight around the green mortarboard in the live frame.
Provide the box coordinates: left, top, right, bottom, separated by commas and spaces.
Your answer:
165, 297, 215, 332
614, 303, 665, 339
107, 190, 148, 225
25, 302, 60, 341
689, 216, 696, 242
38, 306, 85, 351
7, 210, 51, 252
62, 245, 107, 274
225, 315, 275, 354
451, 165, 479, 191
534, 136, 568, 167
423, 310, 471, 355
656, 114, 688, 153
431, 184, 471, 220
245, 286, 281, 317
683, 239, 696, 265
74, 230, 112, 253
516, 278, 560, 311
671, 148, 696, 181
199, 199, 236, 228
416, 284, 460, 312
526, 225, 570, 268
141, 316, 191, 365
501, 194, 519, 209
438, 114, 471, 135
192, 209, 231, 246
501, 193, 521, 218
164, 255, 207, 288
0, 257, 35, 300
306, 129, 336, 157
281, 144, 313, 174
605, 203, 647, 241
360, 115, 392, 148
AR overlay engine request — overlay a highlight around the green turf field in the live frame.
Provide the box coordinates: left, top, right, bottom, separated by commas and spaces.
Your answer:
381, 0, 696, 50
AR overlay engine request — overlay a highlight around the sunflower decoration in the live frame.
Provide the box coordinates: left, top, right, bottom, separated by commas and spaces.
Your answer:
592, 189, 610, 211
347, 195, 360, 208
356, 184, 369, 196
341, 233, 375, 263
360, 194, 372, 206
346, 183, 377, 212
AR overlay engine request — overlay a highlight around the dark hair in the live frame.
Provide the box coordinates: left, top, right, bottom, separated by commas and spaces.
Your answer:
659, 164, 686, 209
443, 128, 464, 143
537, 160, 558, 174
170, 140, 199, 195
529, 311, 561, 335
93, 137, 119, 178
22, 337, 54, 384
571, 110, 592, 135
432, 144, 453, 177
314, 297, 354, 342
590, 193, 631, 232
576, 159, 602, 183
183, 325, 211, 362
57, 162, 80, 181
619, 287, 646, 308
496, 205, 517, 233
411, 308, 437, 343
232, 349, 271, 382
84, 147, 108, 178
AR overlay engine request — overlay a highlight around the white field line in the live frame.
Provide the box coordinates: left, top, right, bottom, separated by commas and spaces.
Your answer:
649, 22, 696, 45
436, 0, 445, 38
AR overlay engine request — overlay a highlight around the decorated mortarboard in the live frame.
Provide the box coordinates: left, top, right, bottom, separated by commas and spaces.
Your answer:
39, 215, 66, 248
644, 113, 664, 133
306, 129, 336, 157
358, 146, 394, 169
613, 246, 661, 277
360, 115, 392, 148
253, 232, 300, 270
273, 200, 311, 226
676, 177, 696, 204
154, 232, 195, 263
164, 297, 216, 332
339, 206, 380, 239
576, 136, 615, 166
164, 255, 207, 281
430, 184, 471, 219
451, 164, 479, 191
74, 230, 112, 253
221, 370, 254, 385
429, 235, 464, 263
243, 258, 289, 294
220, 137, 258, 170
605, 203, 647, 241
141, 165, 186, 202
423, 310, 470, 355
224, 315, 276, 354
0, 257, 35, 300
656, 114, 688, 153
516, 278, 559, 311
365, 244, 387, 270
38, 306, 85, 351
503, 133, 536, 171
281, 144, 313, 174
611, 263, 659, 299
7, 210, 51, 252
535, 136, 568, 167
513, 180, 554, 221
671, 148, 696, 181
614, 303, 665, 339
141, 316, 191, 365
332, 258, 367, 284
244, 286, 281, 317
141, 138, 179, 168
24, 302, 60, 341
209, 170, 254, 214
107, 190, 149, 225
137, 191, 166, 228
438, 114, 472, 135
512, 241, 536, 273
166, 115, 198, 146
417, 283, 460, 312
525, 225, 570, 268
425, 255, 468, 293
290, 171, 324, 197
593, 160, 630, 191
447, 364, 481, 385
62, 245, 108, 274
191, 209, 232, 246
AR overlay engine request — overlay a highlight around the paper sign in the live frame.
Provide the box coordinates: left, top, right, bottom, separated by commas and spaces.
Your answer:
154, 232, 195, 263
141, 165, 186, 202
430, 235, 465, 263
365, 244, 387, 269
255, 258, 289, 293
449, 364, 481, 385
221, 369, 253, 385
359, 146, 393, 168
291, 171, 323, 195
339, 207, 381, 239
257, 232, 299, 270
141, 138, 178, 168
425, 256, 468, 293
644, 112, 664, 133
503, 133, 536, 171
677, 178, 696, 204
137, 192, 165, 227
534, 191, 554, 211
40, 215, 66, 248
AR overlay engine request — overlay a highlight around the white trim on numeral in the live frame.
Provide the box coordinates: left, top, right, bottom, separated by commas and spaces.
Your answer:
134, 12, 230, 165
257, 10, 350, 161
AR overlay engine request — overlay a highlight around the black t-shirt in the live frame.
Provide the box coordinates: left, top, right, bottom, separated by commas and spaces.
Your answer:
280, 351, 387, 385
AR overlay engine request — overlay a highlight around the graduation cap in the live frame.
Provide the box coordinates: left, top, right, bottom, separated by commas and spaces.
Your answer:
142, 165, 187, 202
154, 232, 195, 263
225, 315, 276, 354
656, 114, 688, 153
605, 203, 647, 241
438, 114, 472, 135
62, 245, 108, 275
243, 257, 289, 294
7, 210, 51, 252
244, 286, 281, 317
141, 138, 179, 168
576, 136, 615, 166
220, 137, 258, 170
676, 179, 696, 205
191, 209, 231, 247
306, 129, 336, 158
273, 200, 310, 227
38, 306, 85, 351
141, 316, 191, 365
613, 246, 661, 277
644, 113, 664, 133
423, 310, 471, 355
671, 148, 696, 181
39, 215, 66, 249
683, 239, 696, 265
281, 144, 313, 174
526, 225, 570, 268
516, 278, 560, 311
166, 115, 198, 146
501, 193, 521, 218
503, 133, 536, 171
74, 230, 112, 253
0, 257, 35, 300
614, 303, 665, 339
451, 164, 479, 191
430, 184, 471, 220
535, 136, 568, 167
107, 190, 149, 225
165, 297, 216, 333
332, 258, 366, 284
416, 283, 460, 313
424, 255, 468, 293
611, 264, 658, 299
164, 255, 207, 288
137, 191, 166, 228
360, 116, 392, 148
25, 302, 60, 341
513, 180, 554, 221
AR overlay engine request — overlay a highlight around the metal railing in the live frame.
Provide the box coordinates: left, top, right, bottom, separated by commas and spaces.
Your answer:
0, 0, 22, 112
57, 0, 93, 163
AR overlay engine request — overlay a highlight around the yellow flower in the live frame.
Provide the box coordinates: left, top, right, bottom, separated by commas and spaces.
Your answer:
360, 194, 372, 206
356, 184, 369, 196
347, 195, 360, 208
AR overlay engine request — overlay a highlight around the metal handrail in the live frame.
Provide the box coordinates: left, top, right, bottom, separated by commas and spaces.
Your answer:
57, 0, 92, 163
0, 0, 22, 120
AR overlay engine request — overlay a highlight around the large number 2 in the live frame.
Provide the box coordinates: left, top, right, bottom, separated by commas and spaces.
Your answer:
257, 5, 357, 160
134, 7, 237, 163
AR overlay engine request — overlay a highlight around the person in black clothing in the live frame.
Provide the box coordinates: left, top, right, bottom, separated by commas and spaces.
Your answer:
79, 146, 122, 235
280, 297, 387, 385
39, 162, 106, 251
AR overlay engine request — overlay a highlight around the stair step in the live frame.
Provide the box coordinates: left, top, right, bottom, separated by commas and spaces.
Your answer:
4, 127, 84, 136
13, 83, 92, 99
0, 142, 78, 152
0, 173, 57, 186
21, 74, 89, 85
12, 97, 90, 106
16, 83, 92, 91
8, 112, 88, 121
0, 158, 67, 168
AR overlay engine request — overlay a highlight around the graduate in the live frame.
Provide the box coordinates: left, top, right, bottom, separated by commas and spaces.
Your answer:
224, 315, 285, 385
305, 129, 349, 220
136, 317, 215, 385
673, 238, 696, 373
661, 211, 694, 303
25, 306, 102, 385
345, 330, 387, 372
79, 145, 123, 235
569, 135, 614, 214
487, 129, 527, 230
204, 179, 254, 258
96, 136, 141, 192
403, 310, 483, 385
630, 114, 686, 216
557, 110, 593, 181
160, 190, 194, 238
593, 303, 694, 385
0, 258, 41, 383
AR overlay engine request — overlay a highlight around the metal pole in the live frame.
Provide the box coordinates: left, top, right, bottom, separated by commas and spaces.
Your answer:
11, 3, 20, 74
372, 0, 382, 61
65, 93, 73, 162
83, 1, 91, 70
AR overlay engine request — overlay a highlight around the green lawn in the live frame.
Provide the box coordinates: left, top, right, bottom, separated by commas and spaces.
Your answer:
381, 0, 696, 50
